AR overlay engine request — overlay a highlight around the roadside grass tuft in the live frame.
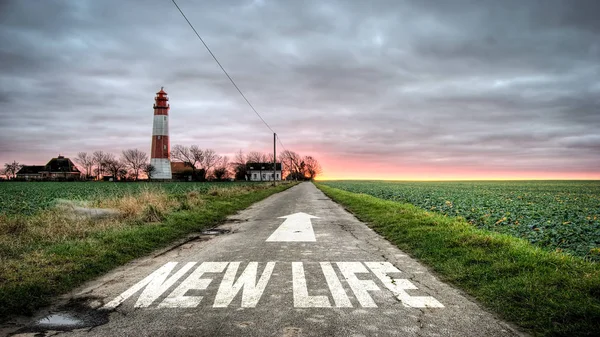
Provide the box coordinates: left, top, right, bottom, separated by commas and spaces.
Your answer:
94, 187, 176, 220
316, 183, 600, 337
0, 182, 297, 320
142, 204, 165, 222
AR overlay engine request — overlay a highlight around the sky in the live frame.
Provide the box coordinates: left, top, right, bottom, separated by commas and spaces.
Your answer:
0, 0, 599, 180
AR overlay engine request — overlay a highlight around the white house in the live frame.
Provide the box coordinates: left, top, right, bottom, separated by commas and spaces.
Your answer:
247, 162, 282, 181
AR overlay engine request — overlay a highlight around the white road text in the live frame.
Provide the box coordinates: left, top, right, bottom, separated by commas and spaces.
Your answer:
104, 261, 443, 309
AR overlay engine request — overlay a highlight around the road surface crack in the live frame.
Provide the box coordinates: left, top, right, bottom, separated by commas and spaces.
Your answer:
415, 308, 426, 337
338, 222, 393, 263
153, 235, 204, 257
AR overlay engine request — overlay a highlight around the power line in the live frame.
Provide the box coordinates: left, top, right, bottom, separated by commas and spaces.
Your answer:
277, 135, 288, 153
170, 0, 276, 134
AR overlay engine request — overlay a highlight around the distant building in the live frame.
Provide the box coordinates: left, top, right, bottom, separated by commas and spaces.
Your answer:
150, 87, 172, 180
15, 165, 45, 180
246, 162, 282, 181
171, 161, 194, 181
16, 155, 81, 180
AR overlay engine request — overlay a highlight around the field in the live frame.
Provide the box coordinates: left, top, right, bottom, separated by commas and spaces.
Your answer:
319, 180, 600, 261
0, 181, 295, 318
316, 183, 600, 336
0, 181, 260, 216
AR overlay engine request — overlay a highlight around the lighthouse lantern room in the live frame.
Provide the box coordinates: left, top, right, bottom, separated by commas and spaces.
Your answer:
150, 87, 172, 180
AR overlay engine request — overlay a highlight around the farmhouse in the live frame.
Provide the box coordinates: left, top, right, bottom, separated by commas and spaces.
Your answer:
171, 161, 194, 181
15, 165, 45, 180
246, 162, 282, 181
16, 155, 81, 180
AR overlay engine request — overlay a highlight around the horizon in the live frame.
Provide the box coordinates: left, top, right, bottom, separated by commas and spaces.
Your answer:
1, 0, 599, 180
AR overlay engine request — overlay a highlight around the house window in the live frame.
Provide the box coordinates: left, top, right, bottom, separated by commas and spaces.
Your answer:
276, 174, 279, 179
157, 136, 161, 139
163, 145, 167, 150
253, 174, 256, 179
262, 174, 265, 179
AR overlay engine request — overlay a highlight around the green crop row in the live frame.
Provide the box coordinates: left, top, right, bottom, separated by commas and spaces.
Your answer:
319, 180, 600, 261
0, 181, 258, 216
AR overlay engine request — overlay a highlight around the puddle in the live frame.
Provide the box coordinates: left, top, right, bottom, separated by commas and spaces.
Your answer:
201, 228, 231, 236
36, 313, 84, 329
16, 298, 110, 333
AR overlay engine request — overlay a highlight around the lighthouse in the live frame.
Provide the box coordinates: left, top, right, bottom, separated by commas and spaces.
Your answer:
150, 87, 172, 180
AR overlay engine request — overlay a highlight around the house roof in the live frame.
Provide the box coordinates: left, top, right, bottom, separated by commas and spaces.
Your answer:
246, 162, 282, 171
17, 165, 45, 175
171, 161, 194, 173
44, 156, 80, 173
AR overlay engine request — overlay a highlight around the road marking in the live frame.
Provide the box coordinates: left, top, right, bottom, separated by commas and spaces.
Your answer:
266, 212, 319, 242
366, 262, 444, 308
337, 262, 380, 308
320, 262, 352, 307
293, 262, 331, 307
103, 262, 196, 309
213, 261, 276, 308
103, 262, 444, 309
159, 262, 228, 308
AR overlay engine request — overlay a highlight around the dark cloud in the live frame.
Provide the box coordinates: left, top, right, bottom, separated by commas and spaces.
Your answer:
0, 0, 598, 177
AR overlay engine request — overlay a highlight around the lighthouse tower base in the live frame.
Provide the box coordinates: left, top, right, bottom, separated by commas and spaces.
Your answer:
150, 158, 172, 180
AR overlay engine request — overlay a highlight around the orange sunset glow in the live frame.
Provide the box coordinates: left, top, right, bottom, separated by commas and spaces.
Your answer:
315, 158, 600, 181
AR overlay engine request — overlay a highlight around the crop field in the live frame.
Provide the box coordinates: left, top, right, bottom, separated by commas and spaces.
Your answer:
0, 181, 259, 216
319, 180, 600, 261
0, 181, 294, 318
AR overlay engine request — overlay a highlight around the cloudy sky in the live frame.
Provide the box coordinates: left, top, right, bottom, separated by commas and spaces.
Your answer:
1, 0, 599, 179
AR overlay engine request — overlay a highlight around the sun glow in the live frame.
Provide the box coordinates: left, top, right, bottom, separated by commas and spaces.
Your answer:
314, 158, 600, 181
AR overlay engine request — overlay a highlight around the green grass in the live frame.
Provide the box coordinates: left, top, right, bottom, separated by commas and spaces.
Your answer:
0, 182, 297, 319
0, 181, 262, 216
316, 183, 600, 337
319, 180, 600, 261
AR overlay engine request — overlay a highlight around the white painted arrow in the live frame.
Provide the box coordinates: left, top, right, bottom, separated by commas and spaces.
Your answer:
266, 212, 319, 242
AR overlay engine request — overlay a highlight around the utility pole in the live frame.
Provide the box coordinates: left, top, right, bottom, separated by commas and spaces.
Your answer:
273, 133, 277, 185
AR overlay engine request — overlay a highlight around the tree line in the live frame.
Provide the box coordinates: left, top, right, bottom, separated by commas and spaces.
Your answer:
1, 146, 322, 181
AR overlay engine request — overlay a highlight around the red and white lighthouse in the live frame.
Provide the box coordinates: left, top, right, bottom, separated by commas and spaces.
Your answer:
150, 87, 172, 180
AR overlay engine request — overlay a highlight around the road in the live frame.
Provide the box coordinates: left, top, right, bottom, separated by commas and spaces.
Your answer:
10, 182, 523, 336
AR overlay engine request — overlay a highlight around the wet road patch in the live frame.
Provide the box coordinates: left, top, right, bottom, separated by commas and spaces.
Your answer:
15, 299, 109, 334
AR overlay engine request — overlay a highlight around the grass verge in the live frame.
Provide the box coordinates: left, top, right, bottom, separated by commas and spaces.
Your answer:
0, 182, 296, 320
316, 183, 600, 337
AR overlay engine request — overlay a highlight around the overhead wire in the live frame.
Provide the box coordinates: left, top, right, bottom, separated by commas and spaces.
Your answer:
277, 135, 288, 153
170, 0, 280, 137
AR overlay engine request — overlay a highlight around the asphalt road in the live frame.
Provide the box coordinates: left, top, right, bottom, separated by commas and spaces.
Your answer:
9, 182, 524, 336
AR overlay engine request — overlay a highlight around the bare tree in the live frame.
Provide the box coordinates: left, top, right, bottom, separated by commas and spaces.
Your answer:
172, 145, 223, 181
75, 152, 94, 179
117, 168, 129, 181
201, 149, 220, 176
303, 156, 322, 179
213, 156, 230, 181
172, 145, 204, 179
121, 149, 148, 181
3, 161, 22, 179
246, 151, 258, 163
142, 163, 156, 181
232, 150, 248, 180
233, 150, 246, 166
189, 145, 205, 164
104, 154, 126, 180
247, 152, 272, 165
280, 150, 302, 180
93, 150, 109, 180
